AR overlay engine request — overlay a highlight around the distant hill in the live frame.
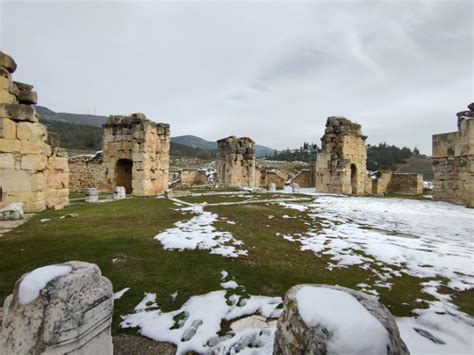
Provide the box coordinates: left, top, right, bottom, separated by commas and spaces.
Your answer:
396, 156, 433, 181
35, 105, 107, 127
172, 135, 276, 157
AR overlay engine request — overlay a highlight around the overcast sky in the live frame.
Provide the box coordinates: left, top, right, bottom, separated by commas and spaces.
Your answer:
1, 0, 472, 153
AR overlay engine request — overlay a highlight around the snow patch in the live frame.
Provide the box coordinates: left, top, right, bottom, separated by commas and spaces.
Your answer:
19, 264, 72, 304
113, 287, 130, 300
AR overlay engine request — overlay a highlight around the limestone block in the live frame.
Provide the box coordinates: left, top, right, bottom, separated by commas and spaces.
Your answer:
46, 189, 69, 210
12, 81, 37, 105
0, 103, 37, 123
16, 122, 46, 141
0, 52, 17, 73
85, 188, 99, 203
21, 154, 47, 171
0, 261, 113, 355
0, 138, 21, 153
30, 172, 46, 192
0, 88, 16, 105
0, 153, 16, 169
20, 140, 46, 154
274, 284, 409, 355
113, 186, 126, 200
0, 169, 33, 191
0, 118, 16, 139
48, 156, 69, 171
0, 202, 24, 221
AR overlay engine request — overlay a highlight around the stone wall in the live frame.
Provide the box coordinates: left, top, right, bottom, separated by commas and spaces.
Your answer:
432, 104, 474, 207
387, 173, 423, 195
315, 117, 368, 195
258, 169, 286, 189
69, 153, 107, 192
290, 169, 313, 188
0, 51, 69, 212
103, 114, 170, 196
372, 171, 392, 196
216, 136, 256, 188
179, 169, 209, 186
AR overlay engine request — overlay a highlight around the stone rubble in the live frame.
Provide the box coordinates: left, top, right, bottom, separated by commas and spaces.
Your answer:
0, 202, 24, 221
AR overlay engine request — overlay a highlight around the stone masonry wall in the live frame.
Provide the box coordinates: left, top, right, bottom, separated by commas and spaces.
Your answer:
258, 169, 286, 189
103, 114, 170, 196
432, 104, 474, 208
68, 154, 107, 192
179, 169, 209, 186
290, 169, 313, 188
0, 51, 69, 212
315, 117, 368, 195
216, 136, 256, 188
372, 171, 392, 196
386, 173, 423, 195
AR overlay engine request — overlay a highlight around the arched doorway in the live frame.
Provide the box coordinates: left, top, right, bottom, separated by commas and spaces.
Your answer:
350, 163, 358, 195
116, 159, 133, 194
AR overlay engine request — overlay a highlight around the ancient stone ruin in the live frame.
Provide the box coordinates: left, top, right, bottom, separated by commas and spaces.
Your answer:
315, 117, 368, 195
216, 136, 256, 188
432, 103, 474, 208
0, 261, 113, 355
0, 51, 69, 213
274, 284, 409, 355
68, 153, 106, 192
103, 114, 170, 196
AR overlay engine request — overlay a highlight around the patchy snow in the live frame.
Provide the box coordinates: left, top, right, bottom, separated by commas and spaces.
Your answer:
154, 205, 247, 258
274, 195, 474, 353
221, 280, 238, 289
121, 274, 282, 355
295, 286, 390, 355
135, 293, 158, 311
171, 291, 178, 301
19, 264, 72, 304
113, 287, 130, 300
279, 201, 308, 212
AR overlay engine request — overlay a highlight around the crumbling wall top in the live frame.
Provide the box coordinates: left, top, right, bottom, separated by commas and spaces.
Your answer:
103, 113, 170, 135
324, 116, 366, 139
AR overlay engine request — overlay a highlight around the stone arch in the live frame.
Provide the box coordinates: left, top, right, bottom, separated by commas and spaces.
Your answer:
350, 163, 358, 195
115, 159, 133, 194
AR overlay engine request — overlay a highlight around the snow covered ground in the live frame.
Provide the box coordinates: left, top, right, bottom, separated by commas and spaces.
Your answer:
149, 191, 473, 353
277, 194, 474, 354
154, 205, 247, 257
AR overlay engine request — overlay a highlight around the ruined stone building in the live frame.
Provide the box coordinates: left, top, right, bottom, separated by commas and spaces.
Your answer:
315, 117, 368, 195
432, 103, 474, 208
102, 114, 170, 196
216, 136, 256, 188
0, 52, 69, 212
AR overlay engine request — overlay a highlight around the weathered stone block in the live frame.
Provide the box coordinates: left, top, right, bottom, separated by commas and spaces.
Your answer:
16, 122, 46, 141
21, 154, 47, 171
0, 202, 24, 221
0, 153, 16, 170
0, 138, 21, 153
0, 52, 17, 73
274, 284, 409, 355
0, 118, 16, 139
85, 188, 99, 203
0, 103, 37, 123
0, 261, 113, 355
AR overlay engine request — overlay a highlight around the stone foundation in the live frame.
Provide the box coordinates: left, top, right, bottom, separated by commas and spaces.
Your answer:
0, 51, 69, 212
315, 117, 368, 195
290, 169, 313, 188
432, 106, 474, 208
216, 136, 256, 188
103, 114, 170, 196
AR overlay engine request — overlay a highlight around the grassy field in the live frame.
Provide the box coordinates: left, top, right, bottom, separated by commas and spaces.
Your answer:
0, 195, 471, 336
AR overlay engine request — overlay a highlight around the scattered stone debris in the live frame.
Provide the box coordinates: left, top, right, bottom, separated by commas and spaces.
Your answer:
0, 202, 24, 221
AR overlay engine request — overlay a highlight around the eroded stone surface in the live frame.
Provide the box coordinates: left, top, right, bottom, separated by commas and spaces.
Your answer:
0, 261, 113, 355
274, 284, 409, 355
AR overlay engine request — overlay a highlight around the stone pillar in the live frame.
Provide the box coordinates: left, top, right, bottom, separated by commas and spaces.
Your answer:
315, 117, 368, 195
216, 136, 256, 188
0, 261, 113, 355
274, 284, 409, 355
102, 114, 170, 196
113, 186, 126, 200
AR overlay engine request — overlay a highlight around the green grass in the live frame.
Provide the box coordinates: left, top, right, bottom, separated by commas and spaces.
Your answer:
0, 197, 470, 336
